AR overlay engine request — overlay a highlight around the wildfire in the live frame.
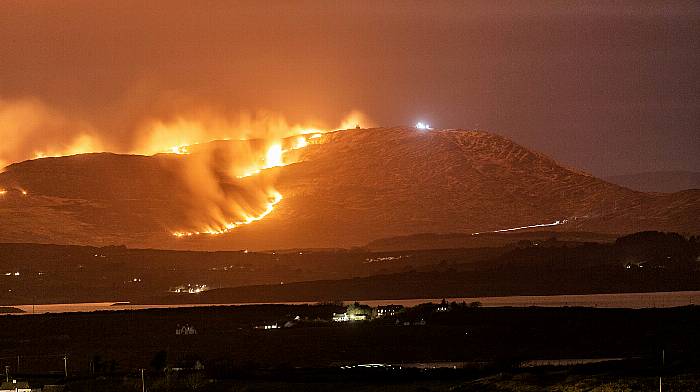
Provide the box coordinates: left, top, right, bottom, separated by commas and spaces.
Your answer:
265, 144, 284, 167
166, 116, 366, 237
169, 145, 191, 155
236, 131, 321, 178
173, 191, 282, 237
1, 110, 373, 238
31, 134, 103, 160
338, 110, 371, 130
237, 143, 286, 178
293, 136, 308, 149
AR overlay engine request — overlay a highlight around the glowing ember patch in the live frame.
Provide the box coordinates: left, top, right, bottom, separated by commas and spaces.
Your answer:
265, 144, 283, 167
0, 190, 6, 196
169, 145, 190, 154
31, 134, 104, 160
297, 128, 323, 135
237, 135, 315, 178
237, 170, 260, 179
172, 191, 283, 237
293, 136, 308, 149
310, 133, 322, 139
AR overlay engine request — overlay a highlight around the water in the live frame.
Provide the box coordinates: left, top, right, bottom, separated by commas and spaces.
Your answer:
6, 290, 699, 315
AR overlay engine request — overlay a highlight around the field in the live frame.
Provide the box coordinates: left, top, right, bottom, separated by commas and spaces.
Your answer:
2, 304, 700, 391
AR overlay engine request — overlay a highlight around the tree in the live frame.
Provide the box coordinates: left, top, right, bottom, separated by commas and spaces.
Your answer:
185, 373, 206, 391
150, 350, 168, 373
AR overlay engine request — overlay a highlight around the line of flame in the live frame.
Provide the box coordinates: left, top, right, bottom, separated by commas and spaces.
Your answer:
171, 131, 329, 236
172, 191, 283, 237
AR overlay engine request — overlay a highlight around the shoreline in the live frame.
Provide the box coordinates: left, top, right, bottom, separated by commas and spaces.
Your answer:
4, 289, 700, 315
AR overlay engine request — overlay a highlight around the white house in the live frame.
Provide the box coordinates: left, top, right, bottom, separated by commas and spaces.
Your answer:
175, 324, 197, 335
0, 380, 38, 392
375, 305, 404, 317
332, 312, 367, 322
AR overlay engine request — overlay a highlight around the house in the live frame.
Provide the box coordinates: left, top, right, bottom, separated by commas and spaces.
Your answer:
332, 312, 368, 322
332, 312, 349, 322
436, 299, 451, 312
375, 305, 404, 317
175, 324, 197, 335
254, 323, 279, 330
0, 380, 40, 392
333, 302, 373, 322
395, 318, 426, 326
171, 359, 205, 372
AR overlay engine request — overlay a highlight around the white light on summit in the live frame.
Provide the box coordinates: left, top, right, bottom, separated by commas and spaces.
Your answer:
415, 122, 432, 130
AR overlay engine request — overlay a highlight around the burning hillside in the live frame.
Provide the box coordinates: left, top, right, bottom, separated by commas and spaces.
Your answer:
0, 127, 697, 250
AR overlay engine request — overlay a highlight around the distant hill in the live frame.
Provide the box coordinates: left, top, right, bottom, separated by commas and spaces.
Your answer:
0, 127, 698, 250
365, 231, 618, 252
606, 171, 700, 193
150, 232, 700, 303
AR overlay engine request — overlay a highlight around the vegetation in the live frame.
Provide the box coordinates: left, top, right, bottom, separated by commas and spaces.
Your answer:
0, 306, 24, 313
1, 231, 697, 305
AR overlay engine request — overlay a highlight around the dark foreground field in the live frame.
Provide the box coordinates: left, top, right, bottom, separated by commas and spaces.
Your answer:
1, 304, 700, 391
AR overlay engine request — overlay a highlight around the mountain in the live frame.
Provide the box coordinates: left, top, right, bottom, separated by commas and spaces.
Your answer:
0, 127, 698, 250
606, 171, 700, 193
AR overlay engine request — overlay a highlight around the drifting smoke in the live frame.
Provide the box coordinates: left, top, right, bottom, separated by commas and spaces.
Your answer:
0, 97, 372, 166
134, 109, 372, 156
162, 110, 373, 236
0, 98, 103, 170
0, 96, 373, 235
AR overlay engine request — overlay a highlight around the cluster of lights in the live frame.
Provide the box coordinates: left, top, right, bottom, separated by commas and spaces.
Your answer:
170, 283, 209, 293
364, 255, 408, 263
340, 364, 392, 370
415, 122, 433, 130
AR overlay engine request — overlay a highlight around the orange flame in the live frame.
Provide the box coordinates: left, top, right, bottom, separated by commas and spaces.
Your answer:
0, 104, 373, 238
165, 111, 374, 238
173, 191, 282, 237
32, 134, 103, 160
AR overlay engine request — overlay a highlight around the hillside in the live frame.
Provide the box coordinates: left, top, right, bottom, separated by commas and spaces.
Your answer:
0, 127, 698, 250
606, 171, 700, 193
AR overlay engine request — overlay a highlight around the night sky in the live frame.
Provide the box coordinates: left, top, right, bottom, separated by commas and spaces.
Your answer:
1, 1, 698, 176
